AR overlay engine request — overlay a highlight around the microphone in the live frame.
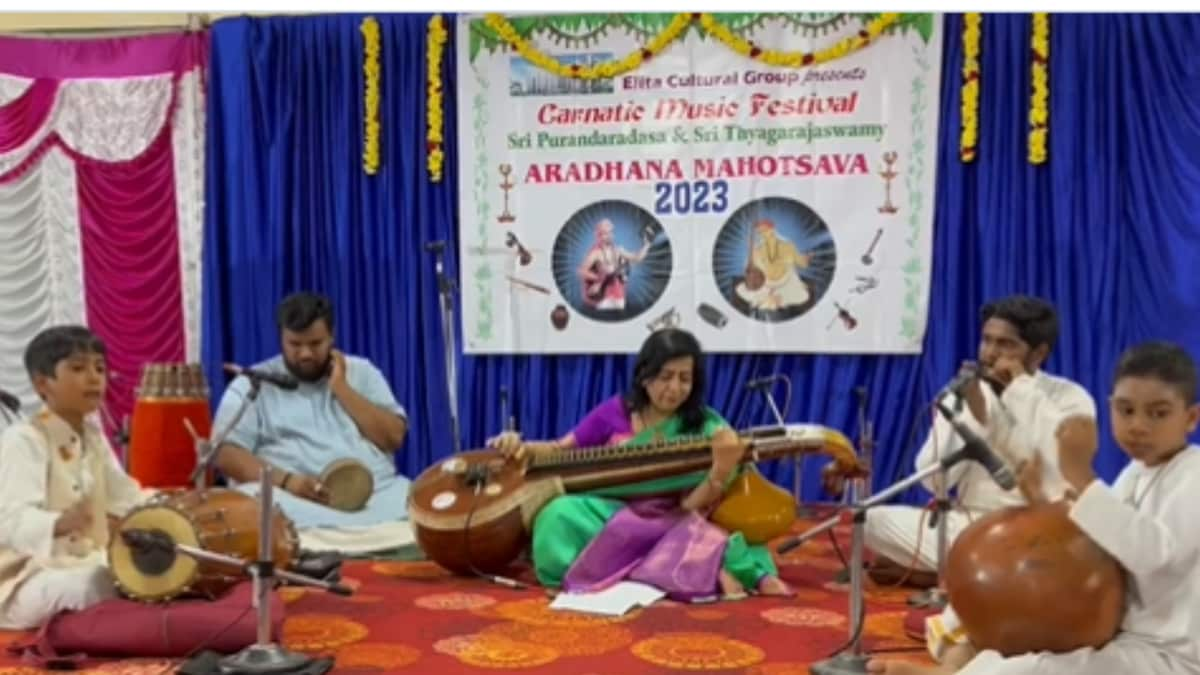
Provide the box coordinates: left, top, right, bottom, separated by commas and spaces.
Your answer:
426, 240, 447, 275
746, 375, 776, 390
112, 414, 131, 452
939, 363, 983, 413
934, 399, 1016, 490
223, 364, 299, 391
500, 386, 516, 432
0, 388, 19, 413
939, 363, 979, 400
426, 240, 456, 295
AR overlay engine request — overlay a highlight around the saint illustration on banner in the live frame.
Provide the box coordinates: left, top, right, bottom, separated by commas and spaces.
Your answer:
714, 197, 837, 324
458, 13, 942, 353
579, 220, 650, 312
551, 201, 672, 322
737, 221, 813, 313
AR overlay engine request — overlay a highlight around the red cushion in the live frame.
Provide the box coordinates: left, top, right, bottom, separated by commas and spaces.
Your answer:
10, 581, 284, 662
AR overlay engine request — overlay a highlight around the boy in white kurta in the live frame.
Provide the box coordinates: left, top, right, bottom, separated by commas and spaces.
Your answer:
0, 326, 152, 629
866, 295, 1094, 579
869, 340, 1200, 675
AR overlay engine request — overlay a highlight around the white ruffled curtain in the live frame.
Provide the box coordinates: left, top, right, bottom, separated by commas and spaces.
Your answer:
0, 74, 33, 106
0, 148, 84, 419
0, 34, 205, 433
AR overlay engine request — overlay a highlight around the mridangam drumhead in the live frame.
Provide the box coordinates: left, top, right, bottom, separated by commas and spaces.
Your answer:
108, 504, 201, 601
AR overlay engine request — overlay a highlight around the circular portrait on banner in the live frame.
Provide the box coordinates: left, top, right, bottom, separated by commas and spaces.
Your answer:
552, 200, 672, 323
712, 197, 837, 323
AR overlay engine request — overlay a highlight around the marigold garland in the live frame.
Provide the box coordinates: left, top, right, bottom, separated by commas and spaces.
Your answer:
482, 13, 901, 80
1028, 13, 1049, 165
361, 17, 381, 175
484, 13, 691, 80
698, 13, 899, 68
960, 13, 981, 163
427, 14, 447, 182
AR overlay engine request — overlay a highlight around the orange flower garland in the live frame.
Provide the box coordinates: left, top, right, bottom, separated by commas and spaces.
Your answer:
960, 13, 981, 162
483, 13, 692, 81
1029, 13, 1049, 164
482, 13, 901, 80
427, 14, 447, 181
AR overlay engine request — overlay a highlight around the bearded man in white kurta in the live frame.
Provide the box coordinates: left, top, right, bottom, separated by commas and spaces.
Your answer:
864, 296, 1095, 582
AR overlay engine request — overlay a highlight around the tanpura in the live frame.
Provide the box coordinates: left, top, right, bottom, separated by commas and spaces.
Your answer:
944, 500, 1126, 656
408, 424, 866, 575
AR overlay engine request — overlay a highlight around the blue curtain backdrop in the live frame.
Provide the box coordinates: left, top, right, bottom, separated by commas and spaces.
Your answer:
203, 13, 1200, 501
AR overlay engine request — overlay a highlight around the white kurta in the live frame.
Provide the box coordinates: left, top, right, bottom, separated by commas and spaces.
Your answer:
0, 410, 152, 629
736, 269, 810, 310
865, 370, 1095, 571
949, 447, 1200, 675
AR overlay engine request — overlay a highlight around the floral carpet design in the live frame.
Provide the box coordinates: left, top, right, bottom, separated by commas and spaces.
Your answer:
0, 513, 932, 673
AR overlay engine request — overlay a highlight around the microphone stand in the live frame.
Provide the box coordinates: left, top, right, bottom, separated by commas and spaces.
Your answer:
124, 468, 353, 673
781, 438, 989, 675
428, 241, 462, 456
750, 379, 787, 427
910, 399, 952, 610
190, 377, 263, 490
906, 373, 979, 608
747, 376, 815, 517
97, 403, 126, 467
115, 416, 131, 470
912, 463, 951, 610
500, 386, 516, 434
215, 468, 349, 673
912, 390, 998, 609
853, 387, 873, 502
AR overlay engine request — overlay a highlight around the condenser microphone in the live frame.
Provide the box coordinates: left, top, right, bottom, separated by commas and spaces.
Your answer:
223, 364, 299, 391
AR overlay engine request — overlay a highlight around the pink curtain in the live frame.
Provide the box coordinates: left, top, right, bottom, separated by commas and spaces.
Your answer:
0, 33, 204, 79
77, 124, 186, 423
0, 32, 206, 434
0, 79, 56, 153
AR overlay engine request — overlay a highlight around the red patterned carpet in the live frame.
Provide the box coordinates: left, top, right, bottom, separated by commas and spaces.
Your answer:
0, 514, 934, 674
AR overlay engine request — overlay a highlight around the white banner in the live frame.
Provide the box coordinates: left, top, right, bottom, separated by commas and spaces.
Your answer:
458, 13, 942, 353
